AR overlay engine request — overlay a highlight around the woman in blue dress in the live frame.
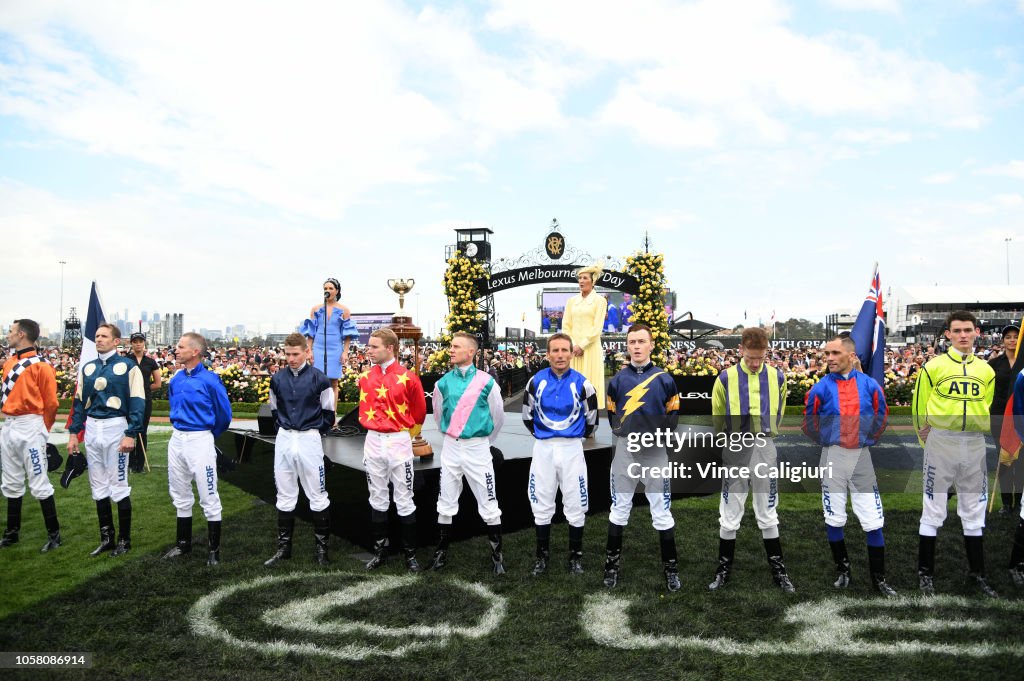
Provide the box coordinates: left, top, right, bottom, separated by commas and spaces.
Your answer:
300, 277, 359, 405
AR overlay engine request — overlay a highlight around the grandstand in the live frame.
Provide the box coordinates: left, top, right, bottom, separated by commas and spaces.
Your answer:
889, 285, 1024, 343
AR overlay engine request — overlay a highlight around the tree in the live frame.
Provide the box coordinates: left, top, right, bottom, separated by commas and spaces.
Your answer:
775, 318, 826, 338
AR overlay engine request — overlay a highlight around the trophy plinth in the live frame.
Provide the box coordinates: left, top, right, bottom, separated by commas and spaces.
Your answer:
386, 278, 431, 457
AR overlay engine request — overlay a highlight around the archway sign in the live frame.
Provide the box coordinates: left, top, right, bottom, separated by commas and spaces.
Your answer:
471, 219, 640, 298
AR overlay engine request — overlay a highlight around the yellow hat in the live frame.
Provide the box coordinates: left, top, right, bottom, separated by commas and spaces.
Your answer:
577, 260, 604, 280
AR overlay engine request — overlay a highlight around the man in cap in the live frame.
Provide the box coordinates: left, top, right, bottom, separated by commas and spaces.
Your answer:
126, 332, 162, 473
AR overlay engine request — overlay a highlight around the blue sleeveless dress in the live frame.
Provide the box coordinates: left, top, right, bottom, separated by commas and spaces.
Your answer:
299, 306, 359, 379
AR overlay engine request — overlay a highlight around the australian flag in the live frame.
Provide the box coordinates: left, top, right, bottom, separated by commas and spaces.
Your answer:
65, 282, 107, 431
80, 282, 107, 368
849, 265, 885, 387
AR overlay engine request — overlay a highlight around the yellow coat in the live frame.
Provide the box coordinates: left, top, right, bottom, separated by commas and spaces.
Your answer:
563, 292, 607, 406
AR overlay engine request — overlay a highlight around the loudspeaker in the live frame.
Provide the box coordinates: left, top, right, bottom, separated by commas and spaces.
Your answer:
257, 403, 278, 436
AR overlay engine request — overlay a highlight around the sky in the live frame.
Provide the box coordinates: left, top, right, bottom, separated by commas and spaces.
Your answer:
1, 0, 1022, 338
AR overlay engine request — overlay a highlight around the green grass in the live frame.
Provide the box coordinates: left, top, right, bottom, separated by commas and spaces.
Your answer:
1, 436, 1023, 681
0, 433, 257, 619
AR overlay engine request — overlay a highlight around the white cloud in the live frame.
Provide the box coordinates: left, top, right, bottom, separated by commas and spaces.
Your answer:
824, 0, 900, 13
645, 211, 700, 232
977, 160, 1024, 180
833, 128, 912, 145
0, 179, 459, 333
487, 0, 983, 145
577, 179, 608, 195
0, 1, 567, 221
0, 0, 1014, 334
599, 87, 719, 148
922, 173, 956, 184
413, 219, 491, 236
458, 162, 492, 182
880, 193, 1024, 282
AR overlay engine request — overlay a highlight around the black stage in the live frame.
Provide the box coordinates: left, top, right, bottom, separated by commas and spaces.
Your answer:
217, 418, 722, 550
219, 420, 615, 550
216, 372, 975, 552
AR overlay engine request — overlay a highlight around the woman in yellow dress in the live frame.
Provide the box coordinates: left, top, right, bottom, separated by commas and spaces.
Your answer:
562, 263, 607, 407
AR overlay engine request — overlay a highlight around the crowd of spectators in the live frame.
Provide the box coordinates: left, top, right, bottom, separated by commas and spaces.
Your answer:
653, 340, 1009, 405
9, 335, 1011, 408
652, 343, 1003, 378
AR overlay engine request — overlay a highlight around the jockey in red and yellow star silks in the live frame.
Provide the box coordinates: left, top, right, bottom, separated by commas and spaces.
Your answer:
357, 363, 427, 435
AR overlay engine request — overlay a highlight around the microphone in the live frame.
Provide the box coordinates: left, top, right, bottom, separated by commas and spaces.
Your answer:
324, 290, 330, 301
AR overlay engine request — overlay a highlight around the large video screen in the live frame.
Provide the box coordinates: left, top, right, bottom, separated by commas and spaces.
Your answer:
539, 289, 676, 334
349, 313, 396, 345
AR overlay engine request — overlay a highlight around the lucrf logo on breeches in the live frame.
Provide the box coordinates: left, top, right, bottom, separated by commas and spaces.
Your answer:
578, 475, 588, 507
206, 465, 216, 494
319, 466, 326, 493
29, 447, 42, 476
404, 462, 413, 491
529, 473, 538, 503
822, 485, 834, 516
118, 452, 127, 481
485, 472, 495, 500
925, 464, 937, 499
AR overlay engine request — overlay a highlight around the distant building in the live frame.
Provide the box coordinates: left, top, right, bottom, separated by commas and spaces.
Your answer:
149, 313, 184, 346
890, 286, 1024, 341
824, 308, 857, 337
171, 313, 183, 343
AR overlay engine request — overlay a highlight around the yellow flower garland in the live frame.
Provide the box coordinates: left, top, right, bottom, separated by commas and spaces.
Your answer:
624, 251, 671, 366
427, 252, 488, 373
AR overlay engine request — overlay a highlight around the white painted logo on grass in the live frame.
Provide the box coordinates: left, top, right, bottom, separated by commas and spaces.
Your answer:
189, 572, 506, 661
583, 594, 1024, 657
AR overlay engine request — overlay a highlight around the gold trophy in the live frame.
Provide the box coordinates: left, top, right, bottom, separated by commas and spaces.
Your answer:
387, 278, 415, 316
386, 279, 433, 457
